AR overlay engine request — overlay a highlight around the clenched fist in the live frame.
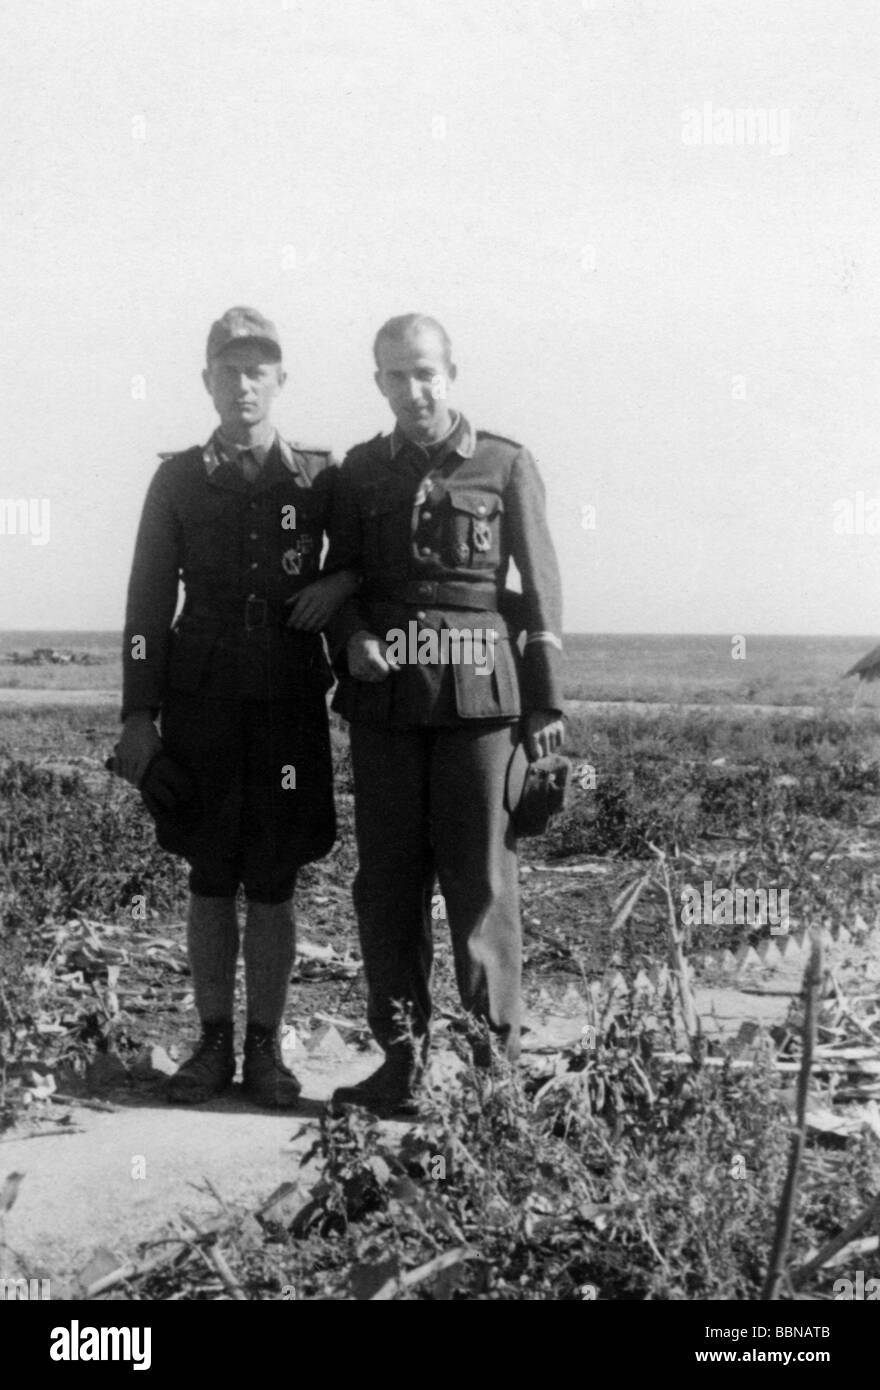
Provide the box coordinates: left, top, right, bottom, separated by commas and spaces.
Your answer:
522, 710, 565, 761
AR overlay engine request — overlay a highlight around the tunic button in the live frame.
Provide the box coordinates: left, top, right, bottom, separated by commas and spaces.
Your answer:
477, 504, 487, 514
250, 562, 258, 569
416, 610, 427, 620
420, 546, 432, 556
422, 511, 432, 521
249, 532, 258, 540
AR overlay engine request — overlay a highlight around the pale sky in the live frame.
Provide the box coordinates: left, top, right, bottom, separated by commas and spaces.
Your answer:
1, 0, 878, 633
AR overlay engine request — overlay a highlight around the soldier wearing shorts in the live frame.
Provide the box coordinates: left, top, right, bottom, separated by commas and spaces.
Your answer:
115, 307, 357, 1108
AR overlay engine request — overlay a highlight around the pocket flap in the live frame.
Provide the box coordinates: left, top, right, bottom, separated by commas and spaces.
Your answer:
447, 489, 503, 518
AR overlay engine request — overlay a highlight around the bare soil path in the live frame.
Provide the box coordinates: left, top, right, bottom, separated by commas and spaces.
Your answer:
0, 1049, 378, 1293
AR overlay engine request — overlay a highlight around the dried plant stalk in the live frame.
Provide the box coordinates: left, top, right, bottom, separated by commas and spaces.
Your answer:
761, 931, 823, 1301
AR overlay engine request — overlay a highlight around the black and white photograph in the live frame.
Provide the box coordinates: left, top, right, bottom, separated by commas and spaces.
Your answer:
1, 0, 879, 1339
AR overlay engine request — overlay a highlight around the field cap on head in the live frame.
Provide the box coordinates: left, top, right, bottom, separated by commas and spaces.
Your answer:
206, 306, 282, 363
505, 746, 571, 838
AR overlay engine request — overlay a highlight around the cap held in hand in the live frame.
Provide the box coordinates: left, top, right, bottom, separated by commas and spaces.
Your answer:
505, 745, 571, 837
106, 748, 200, 819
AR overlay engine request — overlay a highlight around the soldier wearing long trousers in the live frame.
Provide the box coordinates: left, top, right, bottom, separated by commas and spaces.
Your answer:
324, 314, 565, 1116
115, 308, 357, 1108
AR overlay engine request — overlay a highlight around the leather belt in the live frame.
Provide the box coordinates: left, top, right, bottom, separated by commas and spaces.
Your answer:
185, 599, 290, 632
373, 579, 499, 608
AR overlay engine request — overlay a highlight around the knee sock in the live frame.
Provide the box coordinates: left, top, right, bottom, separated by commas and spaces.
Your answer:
187, 893, 239, 1023
244, 898, 296, 1030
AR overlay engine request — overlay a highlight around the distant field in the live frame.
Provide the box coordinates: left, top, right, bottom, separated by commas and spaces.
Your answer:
563, 633, 879, 708
1, 629, 879, 707
0, 631, 121, 691
0, 631, 120, 658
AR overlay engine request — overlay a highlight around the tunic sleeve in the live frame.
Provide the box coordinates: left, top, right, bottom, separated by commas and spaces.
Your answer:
503, 448, 565, 714
121, 462, 182, 721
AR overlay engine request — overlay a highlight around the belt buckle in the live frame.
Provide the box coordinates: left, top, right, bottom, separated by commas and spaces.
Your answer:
244, 595, 267, 630
416, 581, 436, 601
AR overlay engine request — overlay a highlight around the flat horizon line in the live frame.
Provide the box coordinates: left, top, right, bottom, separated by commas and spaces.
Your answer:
0, 629, 877, 641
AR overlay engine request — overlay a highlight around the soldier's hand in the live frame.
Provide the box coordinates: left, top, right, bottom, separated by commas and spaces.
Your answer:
347, 631, 396, 682
523, 710, 565, 761
113, 712, 162, 788
285, 570, 360, 632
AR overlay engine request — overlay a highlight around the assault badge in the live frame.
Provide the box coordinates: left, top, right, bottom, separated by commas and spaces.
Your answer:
281, 545, 302, 576
473, 519, 492, 552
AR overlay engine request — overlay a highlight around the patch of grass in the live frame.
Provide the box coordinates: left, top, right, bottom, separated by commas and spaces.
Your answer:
0, 704, 119, 762
0, 761, 185, 932
537, 709, 880, 859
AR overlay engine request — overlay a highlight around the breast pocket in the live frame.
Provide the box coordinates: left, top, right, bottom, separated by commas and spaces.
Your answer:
445, 489, 504, 570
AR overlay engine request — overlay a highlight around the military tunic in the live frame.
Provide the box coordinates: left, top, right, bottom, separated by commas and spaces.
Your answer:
325, 414, 563, 1059
122, 431, 338, 901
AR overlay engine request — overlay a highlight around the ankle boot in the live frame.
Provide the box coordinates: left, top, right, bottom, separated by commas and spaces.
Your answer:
329, 1044, 425, 1118
167, 1019, 235, 1104
242, 1023, 302, 1109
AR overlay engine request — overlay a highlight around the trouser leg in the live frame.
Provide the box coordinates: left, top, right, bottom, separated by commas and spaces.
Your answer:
186, 893, 239, 1023
244, 897, 296, 1030
349, 721, 434, 1054
430, 722, 522, 1062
